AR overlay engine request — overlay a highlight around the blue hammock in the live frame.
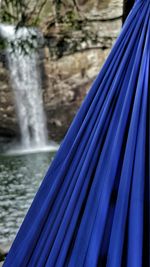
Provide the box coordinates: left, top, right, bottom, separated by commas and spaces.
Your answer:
3, 0, 149, 266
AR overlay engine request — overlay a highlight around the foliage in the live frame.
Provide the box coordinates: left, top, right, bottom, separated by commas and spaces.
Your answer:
0, 0, 90, 55
0, 0, 48, 53
0, 0, 48, 26
0, 0, 120, 57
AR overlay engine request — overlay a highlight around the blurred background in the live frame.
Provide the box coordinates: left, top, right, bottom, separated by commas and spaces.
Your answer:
0, 0, 122, 261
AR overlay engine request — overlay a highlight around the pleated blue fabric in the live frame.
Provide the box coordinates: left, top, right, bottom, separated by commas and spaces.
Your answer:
3, 0, 149, 266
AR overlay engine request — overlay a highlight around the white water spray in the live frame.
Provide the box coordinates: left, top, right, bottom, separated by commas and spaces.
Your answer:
0, 24, 48, 150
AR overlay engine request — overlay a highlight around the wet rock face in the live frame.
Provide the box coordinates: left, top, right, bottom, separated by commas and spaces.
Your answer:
43, 49, 111, 141
0, 0, 122, 143
0, 58, 19, 141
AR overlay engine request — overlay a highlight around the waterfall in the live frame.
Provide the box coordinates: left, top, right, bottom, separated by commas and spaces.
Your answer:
0, 24, 48, 150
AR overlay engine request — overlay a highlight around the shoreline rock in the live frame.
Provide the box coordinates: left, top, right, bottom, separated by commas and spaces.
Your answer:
0, 242, 11, 263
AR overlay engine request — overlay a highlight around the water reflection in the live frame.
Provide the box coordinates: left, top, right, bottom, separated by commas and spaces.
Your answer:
0, 152, 55, 245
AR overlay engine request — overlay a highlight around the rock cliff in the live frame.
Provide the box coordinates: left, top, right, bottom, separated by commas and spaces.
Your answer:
0, 0, 122, 143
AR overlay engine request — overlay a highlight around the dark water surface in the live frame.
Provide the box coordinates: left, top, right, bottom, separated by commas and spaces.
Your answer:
0, 152, 55, 245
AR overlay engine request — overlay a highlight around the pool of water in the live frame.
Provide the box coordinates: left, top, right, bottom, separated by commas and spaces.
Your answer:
0, 152, 55, 245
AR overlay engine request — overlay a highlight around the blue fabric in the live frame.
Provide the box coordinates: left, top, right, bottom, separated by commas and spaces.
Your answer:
3, 0, 149, 266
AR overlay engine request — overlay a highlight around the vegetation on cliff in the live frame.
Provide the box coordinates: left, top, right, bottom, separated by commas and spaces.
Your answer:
0, 0, 122, 57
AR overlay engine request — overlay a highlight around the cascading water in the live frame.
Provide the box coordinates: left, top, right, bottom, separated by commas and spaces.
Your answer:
0, 24, 49, 150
